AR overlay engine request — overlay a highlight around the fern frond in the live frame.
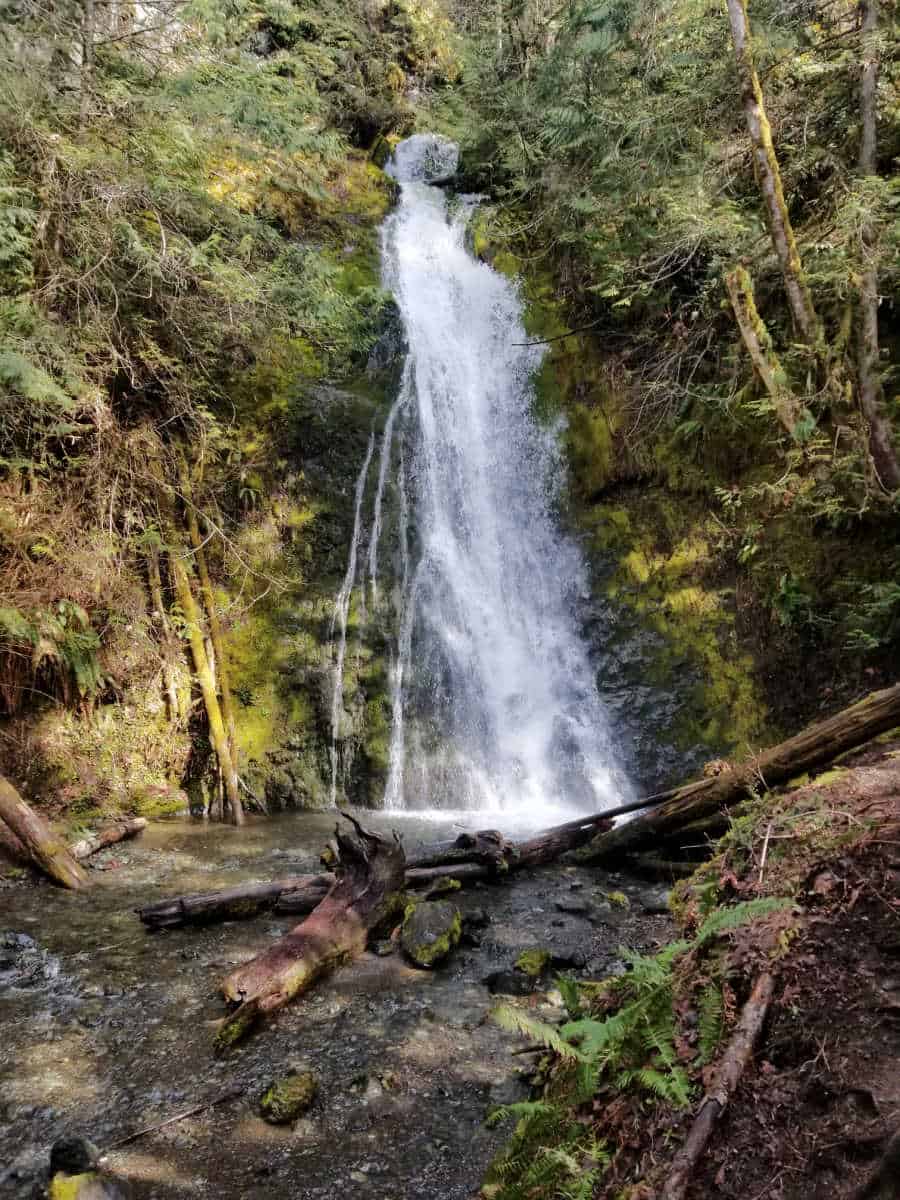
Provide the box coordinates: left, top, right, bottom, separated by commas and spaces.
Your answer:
492, 1005, 582, 1060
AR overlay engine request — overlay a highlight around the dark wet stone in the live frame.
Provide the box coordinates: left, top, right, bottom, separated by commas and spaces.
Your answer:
549, 945, 588, 970
640, 889, 671, 915
372, 940, 395, 957
462, 908, 490, 929
50, 1135, 99, 1174
554, 897, 593, 917
483, 970, 534, 996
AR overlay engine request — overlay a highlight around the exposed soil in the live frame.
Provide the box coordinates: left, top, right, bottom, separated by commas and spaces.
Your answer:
693, 881, 900, 1200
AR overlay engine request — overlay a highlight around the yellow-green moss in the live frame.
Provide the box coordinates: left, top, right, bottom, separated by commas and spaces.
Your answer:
260, 1071, 318, 1123
515, 948, 551, 978
606, 891, 630, 909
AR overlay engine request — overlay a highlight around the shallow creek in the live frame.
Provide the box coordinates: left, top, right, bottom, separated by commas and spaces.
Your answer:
1, 811, 672, 1198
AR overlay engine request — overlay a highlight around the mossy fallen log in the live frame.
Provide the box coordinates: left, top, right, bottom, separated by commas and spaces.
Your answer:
0, 775, 89, 889
215, 815, 405, 1048
581, 682, 900, 861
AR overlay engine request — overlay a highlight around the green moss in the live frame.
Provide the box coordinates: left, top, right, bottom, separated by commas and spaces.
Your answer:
606, 891, 630, 909
130, 783, 188, 818
515, 948, 551, 978
260, 1071, 318, 1123
401, 900, 462, 967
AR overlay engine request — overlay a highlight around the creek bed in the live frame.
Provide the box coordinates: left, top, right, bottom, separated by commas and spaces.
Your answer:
0, 810, 673, 1198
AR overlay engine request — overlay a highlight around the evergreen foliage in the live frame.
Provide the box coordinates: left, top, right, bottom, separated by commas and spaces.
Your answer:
488, 896, 790, 1200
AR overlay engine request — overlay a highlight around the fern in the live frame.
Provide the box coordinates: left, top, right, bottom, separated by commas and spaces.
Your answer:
697, 981, 724, 1063
491, 1005, 582, 1060
695, 896, 791, 947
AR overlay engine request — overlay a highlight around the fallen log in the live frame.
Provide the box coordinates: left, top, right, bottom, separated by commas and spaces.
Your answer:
71, 818, 148, 861
215, 814, 405, 1048
407, 829, 510, 870
661, 971, 775, 1200
140, 810, 616, 932
0, 774, 89, 890
582, 681, 900, 861
138, 874, 334, 930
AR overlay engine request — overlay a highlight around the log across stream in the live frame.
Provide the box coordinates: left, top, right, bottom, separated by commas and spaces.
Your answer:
0, 808, 677, 1200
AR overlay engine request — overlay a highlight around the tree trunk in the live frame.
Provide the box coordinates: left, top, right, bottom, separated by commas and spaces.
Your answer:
855, 0, 900, 492
147, 545, 182, 722
169, 546, 244, 826
661, 972, 775, 1200
725, 266, 808, 438
725, 0, 821, 347
70, 818, 147, 861
80, 0, 96, 129
178, 456, 240, 755
137, 874, 335, 930
216, 816, 405, 1048
581, 681, 900, 860
0, 775, 89, 889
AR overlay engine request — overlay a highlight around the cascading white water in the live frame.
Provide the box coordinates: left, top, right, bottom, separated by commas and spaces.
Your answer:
335, 133, 630, 829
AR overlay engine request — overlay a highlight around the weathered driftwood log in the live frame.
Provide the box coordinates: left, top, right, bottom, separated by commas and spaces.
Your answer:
137, 874, 335, 930
71, 818, 148, 861
407, 829, 510, 871
407, 811, 615, 875
582, 682, 900, 861
143, 811, 617, 933
215, 815, 405, 1048
0, 775, 89, 889
661, 971, 775, 1200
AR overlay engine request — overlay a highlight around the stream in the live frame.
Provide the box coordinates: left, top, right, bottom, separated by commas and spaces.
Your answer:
1, 814, 672, 1198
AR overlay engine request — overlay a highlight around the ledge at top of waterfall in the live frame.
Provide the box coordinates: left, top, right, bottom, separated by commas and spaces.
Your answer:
329, 132, 633, 828
386, 133, 460, 184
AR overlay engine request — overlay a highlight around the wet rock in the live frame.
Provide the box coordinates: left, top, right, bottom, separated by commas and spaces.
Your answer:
483, 969, 534, 996
640, 888, 671, 915
400, 901, 461, 968
260, 1071, 318, 1124
372, 940, 395, 957
51, 1137, 99, 1175
549, 945, 588, 971
488, 1076, 529, 1108
554, 897, 593, 918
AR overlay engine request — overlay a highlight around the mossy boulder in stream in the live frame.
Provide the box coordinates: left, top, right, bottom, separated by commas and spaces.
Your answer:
514, 948, 551, 979
400, 899, 462, 968
259, 1070, 318, 1124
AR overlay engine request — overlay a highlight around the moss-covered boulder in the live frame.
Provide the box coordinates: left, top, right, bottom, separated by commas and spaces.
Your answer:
514, 948, 551, 979
400, 899, 461, 968
259, 1070, 318, 1124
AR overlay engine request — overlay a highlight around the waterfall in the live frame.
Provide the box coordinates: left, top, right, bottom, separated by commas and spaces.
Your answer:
332, 134, 630, 828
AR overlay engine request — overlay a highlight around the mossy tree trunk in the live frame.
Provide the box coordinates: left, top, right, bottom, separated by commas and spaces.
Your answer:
855, 0, 900, 492
725, 266, 808, 438
147, 543, 183, 723
725, 0, 822, 348
169, 544, 244, 826
0, 775, 89, 889
582, 681, 900, 860
177, 456, 240, 765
